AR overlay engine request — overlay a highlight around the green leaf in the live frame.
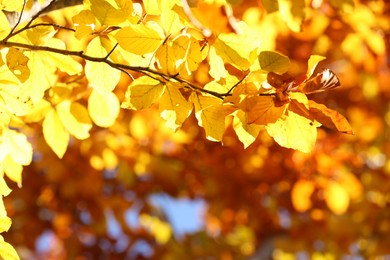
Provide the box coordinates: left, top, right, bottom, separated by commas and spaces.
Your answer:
259, 51, 290, 74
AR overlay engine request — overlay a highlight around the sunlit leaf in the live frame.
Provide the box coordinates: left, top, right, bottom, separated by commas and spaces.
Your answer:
233, 110, 262, 148
5, 48, 30, 83
0, 0, 23, 12
306, 55, 326, 78
0, 174, 11, 197
209, 46, 227, 80
121, 76, 164, 110
0, 11, 10, 40
291, 179, 315, 212
88, 90, 120, 127
266, 109, 318, 153
85, 37, 121, 93
0, 216, 11, 233
23, 99, 51, 123
308, 100, 353, 134
115, 23, 165, 55
89, 0, 133, 25
2, 129, 32, 166
159, 84, 193, 132
190, 93, 225, 142
1, 155, 23, 187
247, 96, 286, 125
56, 101, 92, 140
259, 51, 290, 74
43, 109, 70, 158
324, 181, 350, 215
0, 235, 20, 260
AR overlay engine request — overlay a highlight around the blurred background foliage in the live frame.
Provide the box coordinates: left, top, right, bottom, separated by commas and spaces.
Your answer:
3, 0, 390, 259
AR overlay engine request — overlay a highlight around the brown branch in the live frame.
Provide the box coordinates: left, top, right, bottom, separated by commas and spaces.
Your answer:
0, 41, 226, 99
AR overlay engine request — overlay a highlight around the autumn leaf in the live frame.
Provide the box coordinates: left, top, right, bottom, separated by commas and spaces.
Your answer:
308, 100, 353, 134
190, 93, 225, 142
1, 129, 32, 166
89, 0, 133, 25
233, 110, 262, 148
5, 48, 30, 83
88, 90, 120, 127
121, 76, 164, 110
277, 0, 306, 32
115, 23, 165, 55
159, 83, 193, 132
266, 109, 318, 153
0, 235, 20, 260
258, 51, 291, 74
306, 55, 326, 78
43, 109, 70, 158
247, 96, 287, 125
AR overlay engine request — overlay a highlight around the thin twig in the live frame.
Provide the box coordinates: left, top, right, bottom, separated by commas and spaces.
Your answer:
24, 0, 58, 28
8, 0, 27, 37
226, 71, 250, 95
103, 43, 119, 60
28, 23, 76, 31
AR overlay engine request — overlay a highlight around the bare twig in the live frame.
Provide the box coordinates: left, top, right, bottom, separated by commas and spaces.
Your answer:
226, 71, 250, 95
103, 43, 119, 60
7, 0, 27, 37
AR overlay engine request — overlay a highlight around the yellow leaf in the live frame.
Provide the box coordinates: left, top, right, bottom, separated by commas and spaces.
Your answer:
2, 155, 23, 186
266, 109, 317, 153
45, 39, 83, 75
121, 76, 164, 110
306, 55, 326, 78
88, 90, 120, 127
160, 9, 183, 34
247, 96, 286, 125
209, 46, 227, 80
258, 51, 290, 74
143, 0, 162, 15
159, 83, 192, 132
43, 109, 70, 158
72, 10, 95, 39
115, 23, 165, 55
324, 181, 350, 215
57, 101, 92, 140
2, 129, 32, 166
0, 235, 20, 260
277, 0, 305, 32
0, 11, 10, 40
0, 85, 33, 116
5, 48, 30, 83
23, 99, 51, 123
0, 216, 11, 233
0, 173, 11, 197
190, 93, 225, 142
23, 52, 55, 103
89, 0, 133, 25
0, 0, 23, 11
291, 180, 315, 212
214, 23, 260, 70
85, 37, 121, 93
233, 110, 262, 148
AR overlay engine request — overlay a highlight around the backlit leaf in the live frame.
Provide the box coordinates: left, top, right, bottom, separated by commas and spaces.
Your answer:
233, 110, 262, 148
324, 181, 350, 215
90, 0, 133, 25
0, 11, 10, 40
0, 0, 23, 12
0, 235, 20, 260
122, 76, 164, 110
307, 55, 326, 78
5, 48, 30, 83
115, 23, 165, 55
292, 180, 315, 212
159, 83, 192, 132
0, 174, 11, 197
247, 96, 286, 125
266, 109, 317, 153
259, 51, 290, 74
0, 216, 11, 233
209, 46, 227, 80
57, 101, 92, 140
43, 109, 70, 158
88, 90, 120, 127
190, 93, 225, 142
308, 100, 353, 134
2, 155, 23, 187
23, 99, 51, 123
2, 129, 32, 166
85, 37, 121, 93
